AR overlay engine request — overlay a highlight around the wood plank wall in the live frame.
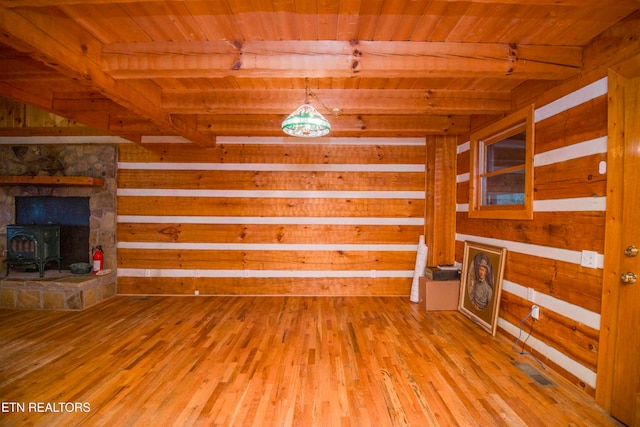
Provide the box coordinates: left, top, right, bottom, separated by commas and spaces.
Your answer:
117, 138, 426, 296
456, 77, 608, 395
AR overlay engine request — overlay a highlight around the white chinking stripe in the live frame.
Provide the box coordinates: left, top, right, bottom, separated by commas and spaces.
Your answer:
498, 318, 597, 388
118, 269, 413, 278
117, 189, 424, 199
456, 76, 608, 178
457, 196, 606, 213
455, 233, 604, 268
533, 197, 605, 212
456, 172, 469, 183
457, 137, 609, 184
534, 136, 608, 167
118, 162, 425, 172
534, 77, 608, 123
457, 140, 470, 154
116, 216, 424, 225
451, 81, 609, 390
502, 280, 600, 330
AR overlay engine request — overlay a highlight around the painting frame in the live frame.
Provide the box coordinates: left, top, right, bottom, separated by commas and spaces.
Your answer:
458, 241, 507, 336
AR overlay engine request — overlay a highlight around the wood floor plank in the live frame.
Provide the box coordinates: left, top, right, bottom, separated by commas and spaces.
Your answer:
0, 296, 622, 426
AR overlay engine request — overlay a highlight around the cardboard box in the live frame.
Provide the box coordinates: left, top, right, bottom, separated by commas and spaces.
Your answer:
418, 277, 460, 311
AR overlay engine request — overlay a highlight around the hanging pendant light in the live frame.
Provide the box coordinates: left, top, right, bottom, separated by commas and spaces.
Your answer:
282, 78, 331, 137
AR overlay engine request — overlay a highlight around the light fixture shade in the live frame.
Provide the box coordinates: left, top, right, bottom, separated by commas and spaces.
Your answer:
281, 103, 331, 137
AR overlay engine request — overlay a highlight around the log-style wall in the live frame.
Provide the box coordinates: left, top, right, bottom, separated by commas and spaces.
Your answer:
456, 77, 608, 395
117, 138, 426, 296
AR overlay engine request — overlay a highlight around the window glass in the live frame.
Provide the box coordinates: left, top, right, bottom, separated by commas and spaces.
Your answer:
469, 106, 534, 220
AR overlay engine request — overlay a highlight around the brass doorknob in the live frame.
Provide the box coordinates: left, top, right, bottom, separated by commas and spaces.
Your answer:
620, 272, 637, 284
625, 245, 638, 257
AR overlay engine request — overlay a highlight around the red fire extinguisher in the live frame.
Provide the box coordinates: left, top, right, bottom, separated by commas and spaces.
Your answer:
92, 245, 104, 274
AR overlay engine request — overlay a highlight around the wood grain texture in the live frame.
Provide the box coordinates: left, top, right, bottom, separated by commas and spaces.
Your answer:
533, 153, 607, 199
117, 196, 425, 218
117, 277, 411, 296
534, 95, 607, 154
117, 169, 426, 191
115, 140, 424, 296
456, 211, 606, 252
424, 135, 457, 266
117, 249, 416, 271
457, 153, 607, 203
505, 252, 603, 314
0, 296, 621, 426
500, 292, 599, 374
117, 223, 423, 244
118, 143, 426, 165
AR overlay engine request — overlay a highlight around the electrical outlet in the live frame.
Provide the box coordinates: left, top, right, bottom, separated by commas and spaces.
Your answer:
194, 290, 200, 296
532, 305, 540, 320
580, 250, 598, 268
144, 269, 151, 277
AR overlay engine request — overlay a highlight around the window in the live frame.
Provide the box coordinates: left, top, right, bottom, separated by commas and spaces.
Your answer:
469, 105, 534, 220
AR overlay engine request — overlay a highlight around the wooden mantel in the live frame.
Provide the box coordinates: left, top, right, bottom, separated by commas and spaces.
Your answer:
0, 176, 104, 187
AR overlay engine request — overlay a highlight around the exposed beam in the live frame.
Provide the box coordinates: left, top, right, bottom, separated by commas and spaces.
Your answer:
102, 40, 583, 80
0, 87, 140, 142
105, 113, 469, 137
0, 7, 216, 146
194, 114, 470, 137
162, 89, 511, 115
0, 0, 631, 8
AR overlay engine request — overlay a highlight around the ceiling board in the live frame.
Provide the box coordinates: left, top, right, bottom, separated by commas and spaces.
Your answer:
0, 1, 638, 143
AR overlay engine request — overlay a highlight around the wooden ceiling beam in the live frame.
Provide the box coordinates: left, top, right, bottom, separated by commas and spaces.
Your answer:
0, 6, 216, 146
162, 88, 511, 115
102, 40, 582, 80
193, 114, 470, 137
105, 113, 469, 137
0, 1, 630, 9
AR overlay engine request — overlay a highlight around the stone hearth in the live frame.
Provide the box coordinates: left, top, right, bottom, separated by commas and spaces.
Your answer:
0, 270, 116, 310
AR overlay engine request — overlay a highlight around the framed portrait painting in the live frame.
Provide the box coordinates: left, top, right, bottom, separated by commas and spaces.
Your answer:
458, 241, 507, 336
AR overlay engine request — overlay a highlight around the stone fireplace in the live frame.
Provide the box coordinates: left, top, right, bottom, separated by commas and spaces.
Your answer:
14, 196, 90, 271
0, 144, 117, 309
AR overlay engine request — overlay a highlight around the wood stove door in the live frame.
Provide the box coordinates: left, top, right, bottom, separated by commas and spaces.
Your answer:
7, 230, 37, 262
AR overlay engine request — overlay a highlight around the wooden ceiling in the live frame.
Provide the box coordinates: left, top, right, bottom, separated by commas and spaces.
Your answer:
0, 1, 638, 146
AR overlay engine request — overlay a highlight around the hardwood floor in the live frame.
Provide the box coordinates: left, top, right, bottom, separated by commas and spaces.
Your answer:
0, 296, 621, 426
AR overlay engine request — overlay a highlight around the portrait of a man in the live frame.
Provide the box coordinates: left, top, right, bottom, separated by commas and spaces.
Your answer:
467, 253, 494, 311
459, 242, 507, 336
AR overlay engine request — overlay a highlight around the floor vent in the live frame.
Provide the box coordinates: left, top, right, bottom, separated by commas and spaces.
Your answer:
128, 296, 152, 301
516, 363, 556, 387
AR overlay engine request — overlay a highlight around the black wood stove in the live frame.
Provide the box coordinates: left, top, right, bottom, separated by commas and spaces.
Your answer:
5, 225, 62, 277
